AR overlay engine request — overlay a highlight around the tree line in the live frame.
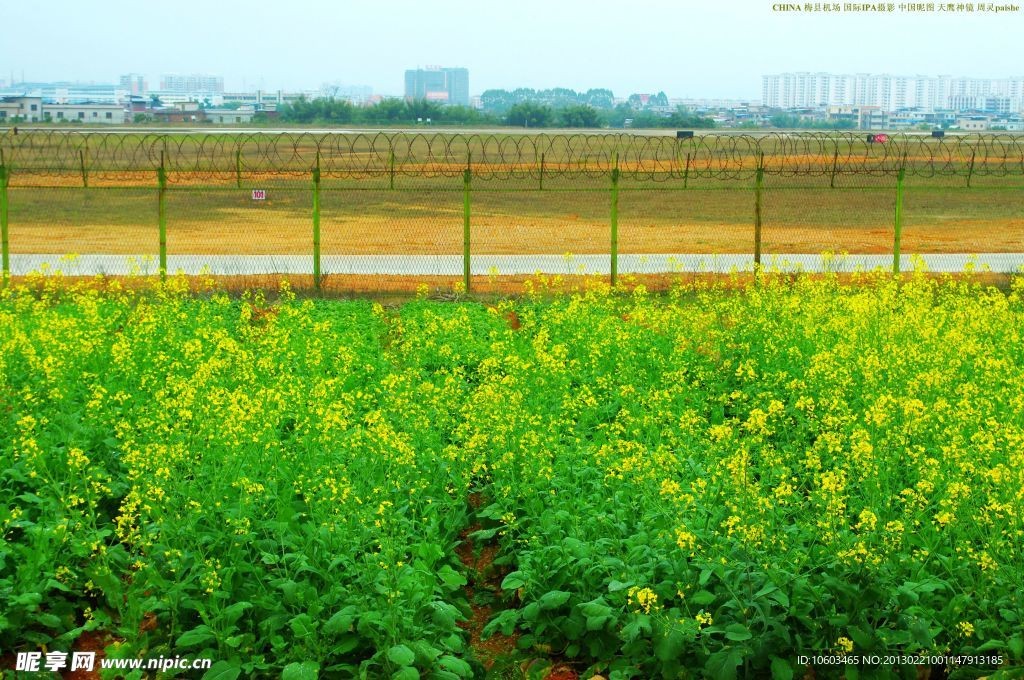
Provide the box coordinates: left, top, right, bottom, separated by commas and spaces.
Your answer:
277, 97, 716, 129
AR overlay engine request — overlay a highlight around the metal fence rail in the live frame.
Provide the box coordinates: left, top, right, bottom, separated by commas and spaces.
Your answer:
3, 130, 1024, 182
1, 131, 1022, 292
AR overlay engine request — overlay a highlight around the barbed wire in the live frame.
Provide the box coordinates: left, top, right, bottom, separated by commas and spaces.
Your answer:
1, 130, 1022, 183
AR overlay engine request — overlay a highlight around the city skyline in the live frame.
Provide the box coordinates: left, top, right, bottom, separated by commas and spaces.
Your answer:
763, 72, 1024, 113
6, 69, 1024, 106
3, 0, 1023, 98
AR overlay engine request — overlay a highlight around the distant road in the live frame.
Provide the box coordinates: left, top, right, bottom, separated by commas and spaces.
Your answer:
9, 253, 1023, 277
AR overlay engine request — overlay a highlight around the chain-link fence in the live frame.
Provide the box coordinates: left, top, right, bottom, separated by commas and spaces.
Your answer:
1, 130, 1022, 291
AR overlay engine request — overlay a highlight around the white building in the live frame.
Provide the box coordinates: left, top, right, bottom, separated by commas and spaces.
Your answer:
763, 72, 1024, 113
160, 74, 224, 94
205, 106, 256, 124
43, 103, 128, 124
0, 96, 44, 122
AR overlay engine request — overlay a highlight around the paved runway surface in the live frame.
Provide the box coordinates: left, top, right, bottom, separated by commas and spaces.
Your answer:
9, 253, 1023, 277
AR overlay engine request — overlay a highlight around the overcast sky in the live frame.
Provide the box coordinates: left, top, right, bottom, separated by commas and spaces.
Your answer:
3, 0, 1023, 98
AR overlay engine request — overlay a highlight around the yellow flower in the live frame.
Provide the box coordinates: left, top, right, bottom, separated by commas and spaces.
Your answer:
837, 636, 854, 654
627, 586, 659, 614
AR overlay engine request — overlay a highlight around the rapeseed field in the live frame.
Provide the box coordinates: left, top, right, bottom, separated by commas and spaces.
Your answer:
1, 272, 1022, 679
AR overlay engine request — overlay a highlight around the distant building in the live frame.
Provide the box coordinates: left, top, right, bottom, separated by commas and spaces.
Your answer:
0, 82, 124, 105
219, 90, 309, 110
160, 74, 224, 94
44, 103, 127, 124
826, 105, 888, 130
320, 84, 373, 104
957, 116, 991, 131
206, 106, 256, 124
119, 74, 147, 96
404, 67, 469, 106
764, 72, 1024, 114
0, 96, 43, 122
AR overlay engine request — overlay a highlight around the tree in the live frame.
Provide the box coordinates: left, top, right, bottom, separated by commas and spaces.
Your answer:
506, 102, 553, 128
369, 99, 408, 122
558, 105, 600, 128
405, 98, 443, 122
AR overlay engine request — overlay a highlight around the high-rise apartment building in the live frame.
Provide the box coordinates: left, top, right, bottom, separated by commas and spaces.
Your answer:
159, 74, 225, 94
119, 74, 147, 96
404, 67, 469, 106
762, 72, 1024, 113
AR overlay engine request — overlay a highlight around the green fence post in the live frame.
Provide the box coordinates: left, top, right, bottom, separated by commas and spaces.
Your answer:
158, 153, 167, 281
463, 154, 472, 292
539, 152, 545, 191
389, 148, 396, 190
235, 147, 242, 188
79, 147, 89, 189
966, 149, 976, 188
893, 166, 905, 275
754, 156, 764, 274
313, 154, 322, 295
683, 153, 691, 189
1, 163, 9, 287
610, 152, 620, 287
829, 147, 839, 189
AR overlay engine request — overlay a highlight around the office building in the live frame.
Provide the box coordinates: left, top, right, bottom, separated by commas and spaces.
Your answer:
404, 67, 469, 106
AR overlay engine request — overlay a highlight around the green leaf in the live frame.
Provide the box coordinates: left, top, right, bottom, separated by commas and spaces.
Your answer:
482, 610, 518, 639
331, 634, 361, 656
430, 601, 462, 628
392, 668, 420, 680
176, 625, 216, 649
690, 590, 716, 606
437, 565, 467, 590
500, 572, 526, 590
289, 613, 316, 638
202, 661, 242, 680
654, 627, 686, 661
976, 639, 1006, 652
387, 644, 416, 667
579, 599, 612, 619
910, 618, 932, 646
705, 647, 743, 680
1008, 635, 1024, 659
219, 602, 252, 625
438, 655, 472, 678
770, 656, 793, 680
539, 590, 572, 610
724, 623, 752, 642
36, 613, 63, 629
281, 661, 319, 680
847, 625, 874, 650
323, 607, 357, 636
13, 592, 43, 608
468, 527, 499, 541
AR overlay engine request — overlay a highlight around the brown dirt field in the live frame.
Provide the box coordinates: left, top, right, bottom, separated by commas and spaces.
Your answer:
5, 178, 1020, 256
7, 215, 1021, 256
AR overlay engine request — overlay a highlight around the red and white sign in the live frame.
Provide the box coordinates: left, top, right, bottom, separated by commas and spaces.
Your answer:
874, 134, 888, 144
251, 189, 266, 200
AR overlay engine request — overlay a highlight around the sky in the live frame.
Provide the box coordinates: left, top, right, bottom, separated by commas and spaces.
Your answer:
3, 0, 1023, 98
